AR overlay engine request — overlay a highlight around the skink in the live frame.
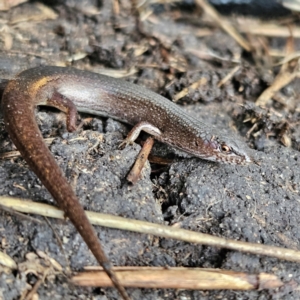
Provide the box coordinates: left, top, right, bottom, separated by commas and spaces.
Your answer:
1, 66, 252, 299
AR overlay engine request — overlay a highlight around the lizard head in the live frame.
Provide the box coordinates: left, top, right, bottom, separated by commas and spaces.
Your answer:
201, 134, 254, 165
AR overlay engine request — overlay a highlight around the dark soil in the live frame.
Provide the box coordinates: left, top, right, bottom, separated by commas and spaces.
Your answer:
0, 1, 300, 299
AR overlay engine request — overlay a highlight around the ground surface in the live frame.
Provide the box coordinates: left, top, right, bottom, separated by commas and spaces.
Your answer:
0, 0, 300, 299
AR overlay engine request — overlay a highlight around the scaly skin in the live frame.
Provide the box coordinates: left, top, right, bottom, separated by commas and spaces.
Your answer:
1, 66, 253, 299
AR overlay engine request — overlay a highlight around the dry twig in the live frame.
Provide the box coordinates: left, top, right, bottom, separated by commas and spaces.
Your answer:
195, 0, 251, 52
2, 197, 300, 263
72, 267, 283, 290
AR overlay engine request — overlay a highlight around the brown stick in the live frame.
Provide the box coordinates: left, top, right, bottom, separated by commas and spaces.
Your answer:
127, 137, 154, 184
72, 267, 283, 290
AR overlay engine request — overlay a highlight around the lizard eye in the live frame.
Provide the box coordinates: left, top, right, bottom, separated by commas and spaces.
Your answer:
220, 144, 231, 153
